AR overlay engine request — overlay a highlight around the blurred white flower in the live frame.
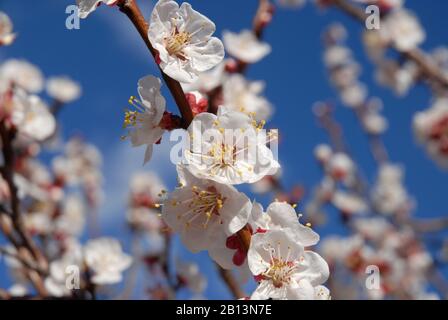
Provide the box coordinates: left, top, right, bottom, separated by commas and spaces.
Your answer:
353, 217, 393, 243
320, 235, 364, 263
326, 152, 355, 182
24, 211, 53, 235
84, 238, 132, 285
162, 165, 251, 253
340, 82, 367, 108
55, 195, 85, 237
380, 9, 425, 52
148, 0, 224, 83
76, 0, 119, 19
123, 75, 166, 164
413, 98, 448, 168
314, 285, 331, 300
314, 144, 332, 163
332, 191, 368, 215
323, 46, 352, 69
0, 59, 44, 93
8, 284, 28, 297
44, 240, 83, 297
46, 76, 82, 103
176, 261, 207, 294
130, 171, 166, 200
223, 30, 271, 63
223, 74, 272, 121
181, 61, 225, 93
375, 60, 418, 96
0, 12, 16, 46
371, 164, 410, 215
127, 207, 164, 232
362, 99, 388, 135
10, 89, 56, 141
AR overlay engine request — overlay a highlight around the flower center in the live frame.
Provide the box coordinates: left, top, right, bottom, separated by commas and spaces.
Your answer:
190, 185, 224, 219
123, 96, 145, 129
165, 27, 191, 60
263, 258, 296, 288
174, 185, 226, 229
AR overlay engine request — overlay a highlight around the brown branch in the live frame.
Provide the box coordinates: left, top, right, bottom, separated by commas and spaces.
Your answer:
236, 225, 252, 253
331, 0, 448, 89
0, 122, 48, 297
0, 123, 47, 269
353, 106, 389, 164
117, 0, 193, 128
253, 0, 273, 39
216, 264, 246, 299
410, 217, 448, 233
116, 0, 261, 298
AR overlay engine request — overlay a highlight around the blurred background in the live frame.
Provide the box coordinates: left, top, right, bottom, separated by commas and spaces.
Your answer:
0, 0, 447, 299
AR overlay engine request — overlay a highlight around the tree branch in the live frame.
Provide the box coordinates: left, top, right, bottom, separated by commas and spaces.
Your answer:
117, 0, 193, 128
331, 0, 448, 89
216, 264, 246, 299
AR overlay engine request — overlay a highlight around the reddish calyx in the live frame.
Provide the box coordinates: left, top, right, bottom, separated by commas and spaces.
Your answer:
185, 93, 208, 116
226, 224, 265, 266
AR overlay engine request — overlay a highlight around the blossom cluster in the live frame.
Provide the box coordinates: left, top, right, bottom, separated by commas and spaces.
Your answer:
0, 12, 133, 299
0, 0, 447, 301
120, 0, 329, 300
302, 20, 440, 299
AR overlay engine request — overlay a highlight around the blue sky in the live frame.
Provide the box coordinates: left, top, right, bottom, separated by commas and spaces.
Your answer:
1, 0, 447, 299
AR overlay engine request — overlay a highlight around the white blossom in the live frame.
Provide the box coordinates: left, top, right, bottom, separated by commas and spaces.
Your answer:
55, 196, 85, 237
314, 285, 331, 300
0, 59, 44, 93
223, 74, 273, 121
76, 0, 118, 19
46, 76, 82, 103
248, 229, 329, 300
223, 30, 271, 64
162, 165, 252, 253
326, 152, 355, 182
184, 106, 279, 185
10, 89, 56, 141
83, 238, 132, 285
181, 61, 225, 93
44, 240, 83, 297
209, 201, 319, 270
380, 9, 425, 52
413, 98, 448, 168
123, 75, 166, 164
148, 0, 224, 83
371, 164, 410, 215
176, 261, 207, 294
0, 12, 16, 46
314, 144, 332, 163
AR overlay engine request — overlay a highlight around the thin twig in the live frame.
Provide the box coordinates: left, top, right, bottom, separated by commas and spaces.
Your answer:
216, 264, 246, 299
117, 0, 193, 128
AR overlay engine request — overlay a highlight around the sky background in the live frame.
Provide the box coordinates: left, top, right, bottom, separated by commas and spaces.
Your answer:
0, 0, 447, 299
